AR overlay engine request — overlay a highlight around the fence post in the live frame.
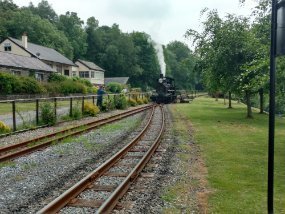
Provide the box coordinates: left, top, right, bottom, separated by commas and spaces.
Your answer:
36, 99, 39, 125
54, 98, 57, 118
12, 101, 16, 132
82, 96, 85, 114
70, 97, 73, 117
128, 94, 130, 100
92, 96, 95, 105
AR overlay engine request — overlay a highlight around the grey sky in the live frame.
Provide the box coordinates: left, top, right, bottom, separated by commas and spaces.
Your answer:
13, 0, 257, 45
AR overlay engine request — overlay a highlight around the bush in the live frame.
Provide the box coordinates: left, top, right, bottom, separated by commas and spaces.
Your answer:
114, 95, 128, 110
101, 99, 115, 112
0, 121, 11, 134
107, 82, 123, 93
40, 102, 56, 125
128, 98, 137, 106
137, 98, 144, 105
143, 97, 149, 104
48, 73, 68, 82
20, 76, 46, 94
83, 102, 100, 116
71, 103, 82, 119
0, 72, 45, 94
72, 77, 93, 87
59, 80, 87, 95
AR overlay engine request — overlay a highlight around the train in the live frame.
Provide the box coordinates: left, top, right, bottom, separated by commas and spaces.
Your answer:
150, 73, 177, 104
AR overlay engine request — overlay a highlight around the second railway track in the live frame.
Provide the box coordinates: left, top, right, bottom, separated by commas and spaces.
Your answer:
37, 104, 165, 213
0, 105, 153, 162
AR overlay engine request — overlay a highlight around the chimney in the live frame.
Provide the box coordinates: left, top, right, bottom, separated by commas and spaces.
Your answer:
22, 32, 28, 49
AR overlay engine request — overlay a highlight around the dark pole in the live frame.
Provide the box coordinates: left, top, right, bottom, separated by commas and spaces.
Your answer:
36, 99, 39, 125
70, 97, 73, 117
82, 96, 85, 114
54, 98, 57, 118
12, 101, 16, 131
268, 0, 277, 213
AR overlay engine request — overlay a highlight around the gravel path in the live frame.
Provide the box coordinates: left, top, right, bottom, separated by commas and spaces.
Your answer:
0, 107, 151, 213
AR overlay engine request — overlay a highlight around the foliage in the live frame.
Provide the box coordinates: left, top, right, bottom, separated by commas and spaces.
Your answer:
0, 120, 11, 134
59, 80, 87, 95
83, 101, 100, 116
0, 72, 45, 94
114, 95, 128, 109
136, 98, 144, 105
106, 82, 123, 93
71, 102, 82, 119
164, 41, 199, 90
48, 73, 68, 82
128, 98, 137, 106
40, 101, 56, 125
142, 97, 149, 104
101, 99, 115, 112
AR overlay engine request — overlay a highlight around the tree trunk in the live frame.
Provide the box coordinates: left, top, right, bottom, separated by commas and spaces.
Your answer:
228, 91, 232, 108
215, 92, 218, 101
245, 91, 253, 118
224, 93, 226, 105
259, 88, 264, 114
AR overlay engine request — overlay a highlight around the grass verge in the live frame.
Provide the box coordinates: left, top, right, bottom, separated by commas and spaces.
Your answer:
169, 97, 285, 213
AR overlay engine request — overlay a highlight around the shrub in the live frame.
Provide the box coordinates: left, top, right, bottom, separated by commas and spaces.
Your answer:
40, 102, 56, 125
0, 121, 11, 134
48, 73, 68, 82
83, 102, 100, 116
0, 72, 21, 94
136, 98, 144, 105
20, 76, 46, 94
71, 103, 82, 119
143, 97, 149, 104
72, 77, 93, 87
114, 95, 128, 110
128, 98, 137, 106
107, 82, 123, 93
101, 99, 115, 112
59, 80, 87, 95
88, 86, 97, 94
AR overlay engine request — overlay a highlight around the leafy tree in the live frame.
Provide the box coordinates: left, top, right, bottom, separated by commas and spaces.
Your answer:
26, 0, 58, 23
57, 11, 87, 60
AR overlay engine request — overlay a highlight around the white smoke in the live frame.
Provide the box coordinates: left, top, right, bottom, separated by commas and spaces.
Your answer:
152, 41, 166, 77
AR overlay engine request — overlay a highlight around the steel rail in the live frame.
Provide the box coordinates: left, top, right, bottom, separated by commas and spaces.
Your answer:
0, 105, 153, 162
97, 105, 165, 213
37, 105, 157, 214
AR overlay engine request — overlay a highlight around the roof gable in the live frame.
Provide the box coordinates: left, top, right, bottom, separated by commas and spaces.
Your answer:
104, 77, 129, 85
0, 51, 54, 72
8, 37, 75, 66
77, 59, 105, 72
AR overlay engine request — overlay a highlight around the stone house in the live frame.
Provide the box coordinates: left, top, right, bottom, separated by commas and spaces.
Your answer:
0, 34, 75, 78
0, 51, 54, 81
75, 59, 105, 86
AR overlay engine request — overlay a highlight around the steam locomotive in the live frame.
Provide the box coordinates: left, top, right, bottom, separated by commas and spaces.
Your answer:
150, 74, 176, 104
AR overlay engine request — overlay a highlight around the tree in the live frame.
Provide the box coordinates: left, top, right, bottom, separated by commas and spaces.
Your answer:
57, 11, 87, 60
26, 0, 58, 23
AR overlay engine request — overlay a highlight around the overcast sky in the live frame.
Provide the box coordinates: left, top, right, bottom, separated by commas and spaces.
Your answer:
13, 0, 257, 46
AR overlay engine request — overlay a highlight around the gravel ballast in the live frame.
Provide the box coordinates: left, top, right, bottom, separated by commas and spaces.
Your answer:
0, 107, 151, 213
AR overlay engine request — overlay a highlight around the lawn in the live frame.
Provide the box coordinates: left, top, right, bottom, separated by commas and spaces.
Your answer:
169, 97, 285, 213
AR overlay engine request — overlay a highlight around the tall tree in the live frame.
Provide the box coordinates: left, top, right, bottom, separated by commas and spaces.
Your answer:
57, 11, 87, 60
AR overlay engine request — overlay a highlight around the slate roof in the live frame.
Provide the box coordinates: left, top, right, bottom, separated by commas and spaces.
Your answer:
77, 59, 105, 72
104, 77, 129, 85
8, 37, 75, 66
0, 51, 54, 72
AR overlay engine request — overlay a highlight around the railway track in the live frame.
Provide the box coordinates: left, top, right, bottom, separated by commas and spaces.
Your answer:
0, 105, 153, 163
37, 105, 165, 213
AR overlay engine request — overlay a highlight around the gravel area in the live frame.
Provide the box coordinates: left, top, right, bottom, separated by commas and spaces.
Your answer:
0, 107, 151, 213
115, 104, 202, 213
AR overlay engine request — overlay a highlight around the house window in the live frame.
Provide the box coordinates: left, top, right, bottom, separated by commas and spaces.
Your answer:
72, 71, 77, 76
64, 70, 70, 76
91, 71, 95, 78
56, 65, 62, 73
4, 43, 11, 51
79, 71, 89, 78
11, 70, 21, 75
35, 72, 44, 81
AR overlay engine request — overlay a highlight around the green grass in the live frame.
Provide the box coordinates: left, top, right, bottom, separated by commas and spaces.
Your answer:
169, 97, 285, 213
0, 100, 72, 115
